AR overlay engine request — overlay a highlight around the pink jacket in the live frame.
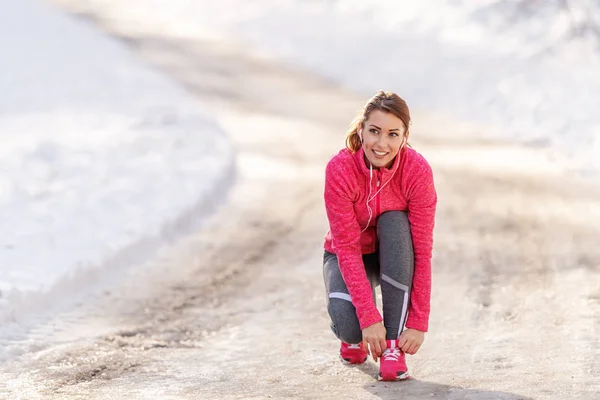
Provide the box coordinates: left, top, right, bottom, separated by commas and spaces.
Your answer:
324, 146, 437, 332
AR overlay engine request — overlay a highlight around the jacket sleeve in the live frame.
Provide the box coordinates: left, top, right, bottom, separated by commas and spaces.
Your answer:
324, 158, 382, 330
404, 155, 437, 332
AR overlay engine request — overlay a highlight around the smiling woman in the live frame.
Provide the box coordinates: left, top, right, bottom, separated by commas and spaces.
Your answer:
359, 109, 406, 169
346, 91, 411, 170
322, 90, 437, 382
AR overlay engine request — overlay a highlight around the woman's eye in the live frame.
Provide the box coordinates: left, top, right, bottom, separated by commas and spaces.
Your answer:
369, 129, 379, 134
390, 132, 399, 137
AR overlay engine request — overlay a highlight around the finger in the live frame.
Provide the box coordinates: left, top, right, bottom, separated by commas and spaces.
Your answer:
411, 344, 421, 355
409, 342, 420, 355
380, 338, 388, 355
367, 340, 376, 362
397, 335, 408, 350
366, 339, 373, 362
406, 343, 415, 355
401, 339, 412, 354
373, 340, 382, 362
363, 339, 370, 356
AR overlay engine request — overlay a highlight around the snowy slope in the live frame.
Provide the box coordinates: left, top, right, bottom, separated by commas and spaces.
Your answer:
0, 0, 234, 327
226, 0, 600, 178
78, 0, 600, 178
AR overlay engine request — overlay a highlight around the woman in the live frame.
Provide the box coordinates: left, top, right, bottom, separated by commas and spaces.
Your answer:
323, 90, 437, 381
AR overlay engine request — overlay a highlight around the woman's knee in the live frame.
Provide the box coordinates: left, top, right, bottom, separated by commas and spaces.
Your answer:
377, 210, 414, 265
377, 211, 410, 235
328, 301, 362, 344
332, 322, 362, 344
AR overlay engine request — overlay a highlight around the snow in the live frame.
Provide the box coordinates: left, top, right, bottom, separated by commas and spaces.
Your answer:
0, 0, 234, 328
3, 0, 600, 338
226, 0, 600, 178
90, 0, 600, 178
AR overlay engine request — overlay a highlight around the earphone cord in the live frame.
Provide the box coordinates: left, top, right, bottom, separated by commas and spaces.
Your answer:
360, 148, 403, 233
362, 163, 374, 233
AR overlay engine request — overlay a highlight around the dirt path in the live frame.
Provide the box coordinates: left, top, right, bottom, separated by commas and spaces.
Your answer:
1, 3, 600, 399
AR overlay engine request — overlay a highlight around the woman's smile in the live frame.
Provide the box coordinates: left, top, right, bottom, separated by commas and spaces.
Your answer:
373, 149, 388, 157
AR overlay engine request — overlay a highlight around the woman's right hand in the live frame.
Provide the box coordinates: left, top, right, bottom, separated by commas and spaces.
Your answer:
362, 322, 387, 362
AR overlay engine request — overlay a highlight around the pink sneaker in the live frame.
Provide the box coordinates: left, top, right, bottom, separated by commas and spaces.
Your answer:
378, 340, 409, 381
339, 342, 368, 364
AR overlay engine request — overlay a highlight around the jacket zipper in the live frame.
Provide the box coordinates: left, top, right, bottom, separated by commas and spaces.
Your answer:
376, 184, 381, 217
376, 170, 382, 216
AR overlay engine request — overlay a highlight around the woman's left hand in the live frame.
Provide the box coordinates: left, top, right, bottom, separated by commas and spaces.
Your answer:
398, 328, 425, 355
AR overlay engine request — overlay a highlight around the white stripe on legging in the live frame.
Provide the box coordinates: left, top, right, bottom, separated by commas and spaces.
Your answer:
329, 292, 352, 302
381, 273, 409, 336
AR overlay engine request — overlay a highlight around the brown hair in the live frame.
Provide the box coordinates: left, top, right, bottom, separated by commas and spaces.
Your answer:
345, 90, 411, 153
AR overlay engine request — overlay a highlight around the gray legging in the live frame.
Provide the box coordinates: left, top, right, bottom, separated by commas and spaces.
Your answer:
323, 211, 414, 343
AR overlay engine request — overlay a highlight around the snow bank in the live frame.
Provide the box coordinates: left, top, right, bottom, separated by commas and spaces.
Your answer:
0, 0, 235, 332
83, 0, 600, 179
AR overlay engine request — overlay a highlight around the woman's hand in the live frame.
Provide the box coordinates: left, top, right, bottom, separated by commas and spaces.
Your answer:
398, 328, 425, 355
362, 322, 387, 362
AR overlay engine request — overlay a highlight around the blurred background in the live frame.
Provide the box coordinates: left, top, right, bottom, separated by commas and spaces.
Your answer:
2, 0, 600, 353
0, 0, 599, 397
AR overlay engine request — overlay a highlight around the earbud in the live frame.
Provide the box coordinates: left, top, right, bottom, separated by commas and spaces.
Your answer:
358, 128, 363, 143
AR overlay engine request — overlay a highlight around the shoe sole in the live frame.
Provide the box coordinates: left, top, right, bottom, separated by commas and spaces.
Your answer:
378, 372, 410, 381
339, 354, 368, 365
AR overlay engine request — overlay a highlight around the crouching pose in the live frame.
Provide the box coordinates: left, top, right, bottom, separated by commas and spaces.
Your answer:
323, 90, 437, 381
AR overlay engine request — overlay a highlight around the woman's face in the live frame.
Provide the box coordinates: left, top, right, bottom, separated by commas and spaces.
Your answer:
361, 110, 406, 169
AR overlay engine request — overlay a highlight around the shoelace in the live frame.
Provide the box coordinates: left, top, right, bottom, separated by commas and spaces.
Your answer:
348, 344, 361, 349
382, 347, 400, 361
